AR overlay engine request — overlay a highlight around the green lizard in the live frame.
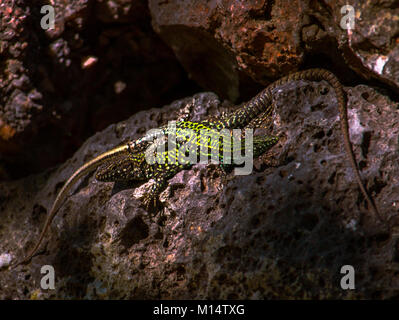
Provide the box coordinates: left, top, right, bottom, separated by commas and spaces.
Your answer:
12, 68, 380, 268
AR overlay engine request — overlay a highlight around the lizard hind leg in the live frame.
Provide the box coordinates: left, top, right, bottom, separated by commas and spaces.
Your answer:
218, 134, 279, 183
252, 135, 279, 158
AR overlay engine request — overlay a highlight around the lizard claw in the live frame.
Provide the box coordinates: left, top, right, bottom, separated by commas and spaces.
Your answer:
142, 194, 161, 214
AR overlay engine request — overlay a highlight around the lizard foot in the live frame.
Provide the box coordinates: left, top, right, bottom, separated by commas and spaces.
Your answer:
142, 194, 162, 215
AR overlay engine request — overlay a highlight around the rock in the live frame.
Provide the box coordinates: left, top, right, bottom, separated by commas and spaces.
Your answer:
1, 80, 398, 299
149, 0, 304, 101
2, 0, 399, 300
149, 0, 399, 98
2, 0, 399, 180
0, 0, 199, 179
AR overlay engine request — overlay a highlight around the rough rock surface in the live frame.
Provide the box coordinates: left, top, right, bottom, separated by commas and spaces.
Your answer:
2, 0, 399, 179
149, 0, 399, 97
1, 0, 399, 301
1, 80, 399, 299
0, 0, 199, 178
149, 0, 305, 102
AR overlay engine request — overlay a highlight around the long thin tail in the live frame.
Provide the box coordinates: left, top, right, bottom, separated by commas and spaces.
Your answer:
11, 144, 130, 268
282, 69, 381, 220
231, 68, 381, 219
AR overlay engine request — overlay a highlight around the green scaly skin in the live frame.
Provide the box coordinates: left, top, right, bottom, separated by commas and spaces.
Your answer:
12, 68, 380, 268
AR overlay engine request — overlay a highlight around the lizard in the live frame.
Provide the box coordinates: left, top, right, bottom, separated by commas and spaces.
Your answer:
11, 68, 380, 268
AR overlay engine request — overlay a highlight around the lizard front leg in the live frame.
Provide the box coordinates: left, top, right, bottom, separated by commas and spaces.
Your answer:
142, 164, 182, 212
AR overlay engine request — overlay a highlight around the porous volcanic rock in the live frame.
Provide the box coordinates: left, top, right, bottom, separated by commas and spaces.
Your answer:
1, 79, 399, 299
0, 0, 198, 179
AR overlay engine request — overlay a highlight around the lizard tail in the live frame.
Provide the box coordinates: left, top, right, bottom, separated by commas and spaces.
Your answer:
280, 69, 382, 221
10, 144, 131, 269
233, 68, 381, 220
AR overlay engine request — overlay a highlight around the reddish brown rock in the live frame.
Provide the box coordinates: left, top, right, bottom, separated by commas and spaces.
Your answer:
1, 80, 398, 299
149, 0, 305, 101
2, 0, 399, 180
149, 0, 399, 98
1, 0, 399, 300
0, 0, 199, 179
335, 0, 399, 91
